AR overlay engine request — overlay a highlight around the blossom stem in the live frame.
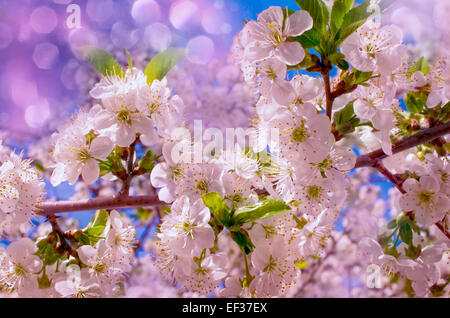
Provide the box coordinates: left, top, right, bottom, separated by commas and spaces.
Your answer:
354, 121, 450, 169
48, 215, 76, 257
118, 137, 140, 196
241, 247, 253, 285
321, 67, 333, 120
38, 195, 164, 216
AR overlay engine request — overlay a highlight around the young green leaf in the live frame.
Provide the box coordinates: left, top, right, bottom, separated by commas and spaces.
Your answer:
231, 199, 291, 227
408, 56, 430, 77
295, 0, 330, 34
399, 223, 413, 245
80, 46, 123, 77
85, 209, 110, 230
352, 69, 373, 84
201, 192, 232, 228
330, 0, 354, 34
404, 91, 427, 113
387, 219, 397, 229
337, 0, 370, 45
338, 0, 395, 46
292, 28, 322, 49
144, 48, 187, 85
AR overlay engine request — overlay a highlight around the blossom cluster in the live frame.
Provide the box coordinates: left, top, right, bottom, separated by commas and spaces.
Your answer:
0, 0, 449, 298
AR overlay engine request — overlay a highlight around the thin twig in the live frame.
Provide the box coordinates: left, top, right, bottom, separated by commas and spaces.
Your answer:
38, 195, 163, 216
321, 68, 333, 120
354, 121, 450, 168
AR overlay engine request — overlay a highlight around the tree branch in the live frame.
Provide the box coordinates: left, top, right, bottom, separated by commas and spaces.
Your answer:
354, 121, 450, 168
321, 68, 333, 120
38, 195, 164, 216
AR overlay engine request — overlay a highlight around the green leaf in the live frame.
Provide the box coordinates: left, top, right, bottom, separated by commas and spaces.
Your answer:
334, 102, 355, 124
328, 52, 349, 70
292, 28, 321, 49
231, 199, 291, 228
352, 69, 373, 84
80, 209, 110, 246
338, 0, 370, 45
404, 243, 421, 260
405, 91, 427, 113
85, 225, 105, 237
338, 0, 395, 46
85, 209, 110, 230
387, 219, 397, 229
399, 223, 413, 245
201, 192, 232, 228
330, 0, 354, 34
36, 238, 60, 266
80, 46, 123, 77
295, 0, 330, 34
408, 56, 430, 76
138, 150, 161, 173
144, 48, 186, 85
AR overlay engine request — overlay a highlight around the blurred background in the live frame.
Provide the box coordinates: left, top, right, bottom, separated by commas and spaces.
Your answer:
0, 0, 305, 146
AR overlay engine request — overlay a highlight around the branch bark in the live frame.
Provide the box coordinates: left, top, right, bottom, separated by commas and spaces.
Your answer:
354, 121, 450, 169
38, 195, 164, 216
321, 69, 333, 120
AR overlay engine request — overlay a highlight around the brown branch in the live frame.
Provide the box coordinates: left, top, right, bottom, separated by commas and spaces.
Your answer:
374, 161, 406, 194
38, 195, 163, 216
321, 68, 333, 120
354, 121, 450, 168
435, 220, 450, 240
48, 215, 77, 257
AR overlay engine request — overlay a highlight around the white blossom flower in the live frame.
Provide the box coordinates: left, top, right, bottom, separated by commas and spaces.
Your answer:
51, 125, 114, 185
158, 196, 215, 257
0, 238, 42, 293
399, 176, 450, 226
341, 21, 405, 76
243, 6, 313, 65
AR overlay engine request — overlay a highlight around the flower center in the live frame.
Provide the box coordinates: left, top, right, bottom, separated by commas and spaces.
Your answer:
78, 149, 91, 161
307, 185, 322, 200
267, 24, 283, 47
196, 179, 209, 193
183, 221, 194, 238
75, 290, 87, 298
116, 109, 132, 125
291, 122, 309, 143
93, 262, 107, 274
265, 66, 277, 80
418, 190, 434, 204
14, 263, 27, 277
263, 255, 277, 273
